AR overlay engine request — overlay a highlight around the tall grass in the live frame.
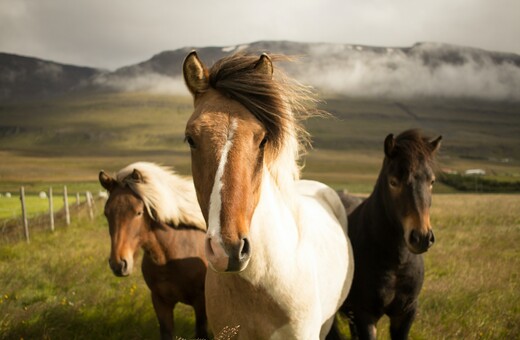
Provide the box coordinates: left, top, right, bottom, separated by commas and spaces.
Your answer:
0, 211, 196, 339
1, 194, 519, 339
417, 194, 520, 339
336, 194, 520, 339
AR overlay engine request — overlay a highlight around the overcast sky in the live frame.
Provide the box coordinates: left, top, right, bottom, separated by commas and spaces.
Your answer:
1, 0, 519, 70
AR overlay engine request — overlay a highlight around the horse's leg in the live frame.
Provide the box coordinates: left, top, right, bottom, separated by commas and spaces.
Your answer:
193, 294, 208, 339
349, 311, 377, 340
389, 305, 417, 340
151, 293, 175, 340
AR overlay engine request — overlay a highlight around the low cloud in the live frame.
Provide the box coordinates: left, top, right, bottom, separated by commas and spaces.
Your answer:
298, 43, 520, 101
93, 73, 189, 95
90, 43, 520, 101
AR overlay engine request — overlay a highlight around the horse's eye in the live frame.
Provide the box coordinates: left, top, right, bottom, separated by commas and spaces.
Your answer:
259, 136, 268, 149
184, 136, 196, 149
136, 211, 143, 216
389, 178, 399, 187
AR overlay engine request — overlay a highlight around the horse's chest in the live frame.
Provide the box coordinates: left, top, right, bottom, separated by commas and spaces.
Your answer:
141, 254, 206, 304
377, 272, 397, 302
377, 263, 423, 310
205, 271, 294, 339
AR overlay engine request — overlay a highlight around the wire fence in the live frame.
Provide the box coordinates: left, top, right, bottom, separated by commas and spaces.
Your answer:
0, 186, 107, 244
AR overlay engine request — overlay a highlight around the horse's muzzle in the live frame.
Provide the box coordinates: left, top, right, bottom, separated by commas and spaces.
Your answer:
109, 258, 131, 277
205, 236, 251, 273
408, 229, 435, 254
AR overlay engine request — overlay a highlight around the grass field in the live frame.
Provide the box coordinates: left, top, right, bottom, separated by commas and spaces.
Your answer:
0, 92, 519, 338
0, 193, 90, 220
0, 194, 518, 339
1, 92, 519, 189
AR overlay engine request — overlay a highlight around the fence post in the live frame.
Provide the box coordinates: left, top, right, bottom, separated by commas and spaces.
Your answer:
63, 185, 70, 226
90, 191, 97, 214
76, 192, 81, 207
49, 186, 54, 232
20, 186, 30, 243
86, 191, 94, 220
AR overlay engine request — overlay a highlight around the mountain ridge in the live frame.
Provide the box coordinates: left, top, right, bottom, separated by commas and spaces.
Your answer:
2, 41, 520, 101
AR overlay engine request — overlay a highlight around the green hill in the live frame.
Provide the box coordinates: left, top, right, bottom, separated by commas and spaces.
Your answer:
0, 92, 519, 193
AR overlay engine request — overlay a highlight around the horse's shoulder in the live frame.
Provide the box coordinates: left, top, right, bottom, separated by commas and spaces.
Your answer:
296, 180, 347, 230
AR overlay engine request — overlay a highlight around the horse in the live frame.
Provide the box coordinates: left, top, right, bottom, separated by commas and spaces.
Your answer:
336, 190, 365, 215
338, 129, 442, 340
182, 51, 354, 339
98, 162, 208, 340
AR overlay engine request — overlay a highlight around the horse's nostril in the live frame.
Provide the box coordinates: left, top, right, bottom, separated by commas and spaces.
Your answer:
121, 259, 127, 271
428, 230, 435, 246
409, 229, 420, 245
240, 237, 251, 260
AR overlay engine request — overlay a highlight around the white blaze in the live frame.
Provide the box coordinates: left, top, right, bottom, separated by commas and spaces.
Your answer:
207, 119, 238, 240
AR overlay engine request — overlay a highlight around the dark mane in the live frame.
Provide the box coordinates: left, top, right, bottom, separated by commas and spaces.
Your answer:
207, 53, 318, 152
391, 129, 439, 174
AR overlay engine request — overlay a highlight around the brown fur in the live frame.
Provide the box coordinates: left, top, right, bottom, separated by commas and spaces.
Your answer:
185, 52, 322, 169
100, 174, 208, 340
205, 270, 290, 338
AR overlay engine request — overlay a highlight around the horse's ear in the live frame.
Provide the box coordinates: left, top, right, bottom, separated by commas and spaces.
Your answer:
183, 51, 209, 96
254, 53, 273, 77
130, 169, 144, 183
99, 170, 115, 192
384, 133, 396, 158
430, 135, 442, 153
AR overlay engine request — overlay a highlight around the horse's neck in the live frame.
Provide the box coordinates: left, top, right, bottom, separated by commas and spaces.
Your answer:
141, 220, 177, 265
242, 171, 300, 284
366, 182, 402, 242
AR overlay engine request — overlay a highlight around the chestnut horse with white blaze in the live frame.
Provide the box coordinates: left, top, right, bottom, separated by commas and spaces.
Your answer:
99, 162, 208, 339
183, 52, 354, 339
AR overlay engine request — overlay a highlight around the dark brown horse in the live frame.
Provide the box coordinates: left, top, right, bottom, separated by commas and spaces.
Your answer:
337, 129, 441, 340
99, 162, 208, 340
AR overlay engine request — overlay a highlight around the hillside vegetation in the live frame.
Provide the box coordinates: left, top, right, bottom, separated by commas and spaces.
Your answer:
0, 92, 519, 193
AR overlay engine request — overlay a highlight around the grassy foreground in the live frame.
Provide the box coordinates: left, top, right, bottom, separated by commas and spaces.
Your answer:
335, 194, 520, 339
0, 194, 519, 339
0, 209, 197, 340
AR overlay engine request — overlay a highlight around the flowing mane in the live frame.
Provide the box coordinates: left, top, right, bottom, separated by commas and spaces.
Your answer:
207, 53, 321, 190
116, 162, 206, 231
183, 51, 354, 338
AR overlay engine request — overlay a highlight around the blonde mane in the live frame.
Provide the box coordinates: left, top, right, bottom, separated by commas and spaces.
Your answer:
207, 53, 324, 196
116, 162, 206, 231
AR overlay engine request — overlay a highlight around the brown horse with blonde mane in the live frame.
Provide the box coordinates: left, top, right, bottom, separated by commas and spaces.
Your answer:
99, 162, 208, 340
335, 129, 441, 340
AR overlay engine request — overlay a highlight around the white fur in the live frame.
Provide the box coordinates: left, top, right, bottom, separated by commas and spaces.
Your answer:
246, 176, 353, 339
207, 119, 238, 243
207, 118, 354, 339
116, 162, 206, 231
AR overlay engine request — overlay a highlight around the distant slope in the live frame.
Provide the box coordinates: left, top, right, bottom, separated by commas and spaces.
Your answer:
0, 93, 518, 189
110, 40, 520, 78
0, 53, 104, 101
2, 41, 520, 101
95, 41, 520, 101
